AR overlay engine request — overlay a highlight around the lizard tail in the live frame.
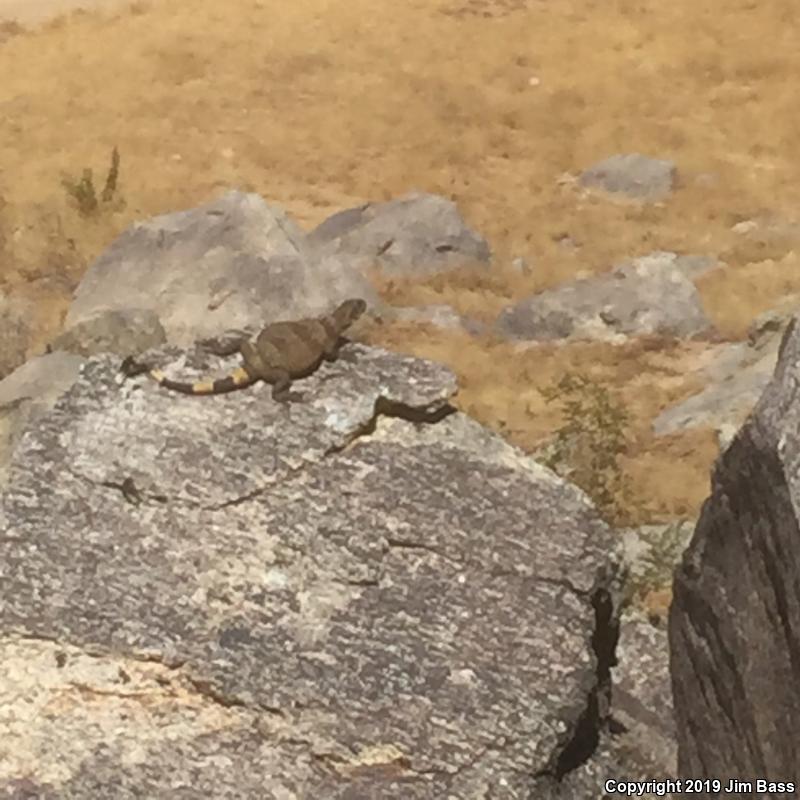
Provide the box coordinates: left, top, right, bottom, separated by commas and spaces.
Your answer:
149, 366, 256, 395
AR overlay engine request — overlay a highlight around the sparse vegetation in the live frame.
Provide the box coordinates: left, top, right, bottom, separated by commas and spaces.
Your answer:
101, 146, 120, 203
624, 521, 692, 609
2, 0, 799, 522
61, 168, 98, 216
61, 146, 121, 217
539, 371, 632, 523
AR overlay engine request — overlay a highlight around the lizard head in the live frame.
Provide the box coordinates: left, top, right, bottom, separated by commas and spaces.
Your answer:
334, 298, 368, 328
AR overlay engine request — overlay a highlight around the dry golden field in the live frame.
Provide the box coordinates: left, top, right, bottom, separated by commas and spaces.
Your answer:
1, 0, 799, 529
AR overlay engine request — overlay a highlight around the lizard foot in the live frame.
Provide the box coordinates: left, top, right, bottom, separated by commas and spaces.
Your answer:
336, 347, 360, 364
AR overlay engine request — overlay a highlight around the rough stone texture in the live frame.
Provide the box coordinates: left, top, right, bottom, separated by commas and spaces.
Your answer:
523, 613, 679, 799
307, 191, 491, 277
747, 294, 800, 347
49, 307, 167, 357
643, 294, 796, 446
0, 342, 627, 797
669, 315, 800, 784
579, 154, 677, 203
652, 320, 785, 444
612, 614, 677, 776
0, 350, 85, 486
496, 251, 715, 342
63, 190, 378, 348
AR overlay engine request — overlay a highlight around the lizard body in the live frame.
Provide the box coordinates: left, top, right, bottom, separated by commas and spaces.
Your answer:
148, 298, 366, 401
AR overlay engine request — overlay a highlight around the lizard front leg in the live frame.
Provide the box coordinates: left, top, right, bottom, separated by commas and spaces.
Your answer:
269, 370, 304, 403
322, 338, 360, 364
331, 343, 360, 364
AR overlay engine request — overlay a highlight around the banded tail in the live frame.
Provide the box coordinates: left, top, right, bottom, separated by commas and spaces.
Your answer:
149, 366, 256, 395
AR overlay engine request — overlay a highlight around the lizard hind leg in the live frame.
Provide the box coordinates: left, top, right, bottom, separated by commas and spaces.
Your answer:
240, 340, 266, 375
240, 342, 300, 402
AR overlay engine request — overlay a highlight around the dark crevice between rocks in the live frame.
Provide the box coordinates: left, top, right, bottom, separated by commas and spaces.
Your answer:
335, 578, 380, 588
126, 647, 187, 670
66, 465, 188, 510
205, 393, 451, 507
324, 394, 456, 457
385, 536, 462, 566
486, 566, 593, 602
63, 466, 168, 508
209, 483, 274, 511
185, 676, 249, 709
127, 650, 281, 715
100, 476, 167, 506
534, 587, 620, 784
66, 394, 454, 512
154, 666, 287, 719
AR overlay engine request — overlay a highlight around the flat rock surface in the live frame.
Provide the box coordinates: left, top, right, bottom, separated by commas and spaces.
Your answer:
0, 344, 625, 797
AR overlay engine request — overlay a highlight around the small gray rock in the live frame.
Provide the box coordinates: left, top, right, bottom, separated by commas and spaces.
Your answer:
496, 251, 715, 342
308, 191, 491, 277
580, 154, 677, 202
653, 300, 800, 439
651, 341, 776, 439
64, 190, 377, 348
49, 308, 167, 358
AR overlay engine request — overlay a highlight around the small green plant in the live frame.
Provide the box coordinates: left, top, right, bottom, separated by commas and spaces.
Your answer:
539, 371, 632, 522
101, 145, 120, 203
624, 521, 692, 607
62, 146, 121, 217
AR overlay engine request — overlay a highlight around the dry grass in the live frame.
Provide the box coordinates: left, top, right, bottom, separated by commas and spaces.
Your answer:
1, 0, 797, 526
697, 253, 800, 338
369, 319, 713, 522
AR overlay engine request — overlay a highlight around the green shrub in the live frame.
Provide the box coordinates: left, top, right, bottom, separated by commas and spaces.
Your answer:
624, 520, 692, 608
539, 371, 632, 523
62, 146, 121, 217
